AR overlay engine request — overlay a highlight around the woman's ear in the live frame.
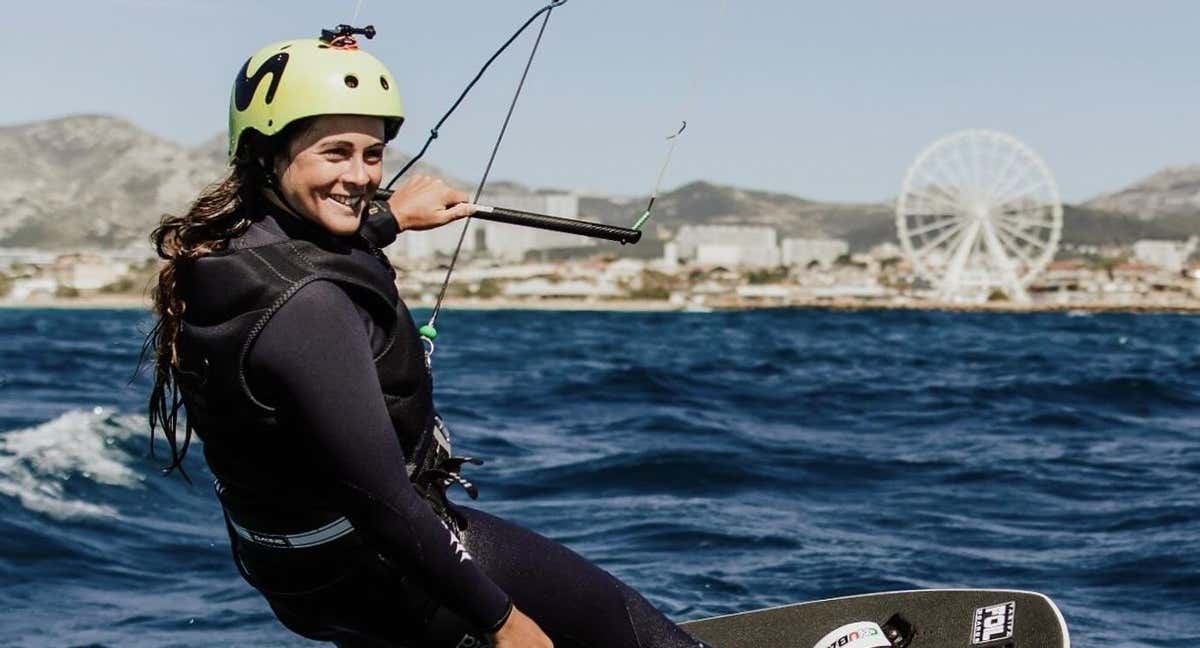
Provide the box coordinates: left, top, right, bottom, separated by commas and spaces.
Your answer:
267, 147, 292, 188
254, 155, 277, 188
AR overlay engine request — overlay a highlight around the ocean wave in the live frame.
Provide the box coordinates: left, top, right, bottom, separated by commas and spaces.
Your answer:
0, 408, 146, 520
2, 308, 1199, 646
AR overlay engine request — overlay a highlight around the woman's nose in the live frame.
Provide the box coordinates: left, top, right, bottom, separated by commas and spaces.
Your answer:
342, 156, 371, 187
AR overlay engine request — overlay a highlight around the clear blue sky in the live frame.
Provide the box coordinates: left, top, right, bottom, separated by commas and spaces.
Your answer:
3, 0, 1197, 203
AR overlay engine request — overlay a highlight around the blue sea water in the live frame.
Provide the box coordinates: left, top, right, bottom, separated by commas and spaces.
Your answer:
0, 307, 1196, 647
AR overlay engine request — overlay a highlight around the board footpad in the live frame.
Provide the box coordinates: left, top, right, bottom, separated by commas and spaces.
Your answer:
882, 613, 914, 648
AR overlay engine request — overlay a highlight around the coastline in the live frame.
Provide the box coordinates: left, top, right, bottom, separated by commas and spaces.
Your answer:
0, 295, 154, 310
4, 293, 1200, 314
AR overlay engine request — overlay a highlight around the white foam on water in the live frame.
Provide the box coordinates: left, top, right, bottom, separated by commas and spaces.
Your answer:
0, 408, 144, 520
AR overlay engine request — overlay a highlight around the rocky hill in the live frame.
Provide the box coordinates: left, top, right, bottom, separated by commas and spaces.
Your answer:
579, 181, 893, 249
1062, 204, 1198, 246
580, 183, 1199, 251
0, 115, 430, 250
0, 115, 227, 249
1, 115, 1195, 252
1083, 165, 1200, 220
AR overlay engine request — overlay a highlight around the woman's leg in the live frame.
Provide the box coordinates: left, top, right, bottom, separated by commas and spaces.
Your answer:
452, 505, 713, 648
254, 551, 438, 647
245, 504, 712, 648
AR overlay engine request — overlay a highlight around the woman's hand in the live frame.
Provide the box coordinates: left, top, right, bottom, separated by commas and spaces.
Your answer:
491, 605, 553, 648
384, 174, 477, 232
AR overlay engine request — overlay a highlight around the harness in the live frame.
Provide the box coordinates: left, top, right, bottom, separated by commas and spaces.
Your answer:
217, 414, 481, 552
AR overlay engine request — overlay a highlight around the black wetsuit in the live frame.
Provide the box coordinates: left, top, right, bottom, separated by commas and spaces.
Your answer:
176, 204, 712, 648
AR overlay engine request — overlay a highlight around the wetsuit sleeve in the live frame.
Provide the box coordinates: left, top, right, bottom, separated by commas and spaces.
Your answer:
360, 200, 400, 248
247, 281, 511, 631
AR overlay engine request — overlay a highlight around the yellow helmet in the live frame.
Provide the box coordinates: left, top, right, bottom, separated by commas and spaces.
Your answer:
228, 35, 404, 161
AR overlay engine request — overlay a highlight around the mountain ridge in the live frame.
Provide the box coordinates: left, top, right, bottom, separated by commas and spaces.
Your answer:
1, 115, 1195, 251
1082, 165, 1200, 220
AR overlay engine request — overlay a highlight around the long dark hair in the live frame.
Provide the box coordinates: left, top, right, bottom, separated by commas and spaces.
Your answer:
142, 122, 317, 478
141, 160, 266, 480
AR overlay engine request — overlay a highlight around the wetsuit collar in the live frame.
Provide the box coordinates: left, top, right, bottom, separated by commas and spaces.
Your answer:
257, 201, 366, 250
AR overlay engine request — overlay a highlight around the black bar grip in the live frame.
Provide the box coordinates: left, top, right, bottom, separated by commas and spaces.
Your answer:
372, 189, 642, 245
473, 206, 642, 245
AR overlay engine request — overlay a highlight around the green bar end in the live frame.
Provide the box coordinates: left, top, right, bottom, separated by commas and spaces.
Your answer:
632, 210, 651, 231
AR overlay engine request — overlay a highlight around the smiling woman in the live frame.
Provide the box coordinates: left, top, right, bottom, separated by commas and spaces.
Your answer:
270, 116, 388, 236
141, 26, 713, 648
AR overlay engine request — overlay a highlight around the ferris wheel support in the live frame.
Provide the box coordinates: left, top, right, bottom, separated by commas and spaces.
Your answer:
979, 218, 1028, 302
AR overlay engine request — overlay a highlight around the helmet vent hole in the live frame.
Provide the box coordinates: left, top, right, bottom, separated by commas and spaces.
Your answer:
279, 44, 291, 51
344, 75, 359, 89
267, 119, 273, 127
380, 76, 389, 90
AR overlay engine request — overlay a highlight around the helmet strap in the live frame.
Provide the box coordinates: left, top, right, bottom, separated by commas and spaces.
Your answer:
258, 160, 302, 221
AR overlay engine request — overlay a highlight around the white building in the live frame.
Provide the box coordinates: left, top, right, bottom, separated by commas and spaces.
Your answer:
503, 278, 621, 299
808, 281, 889, 300
388, 193, 595, 262
696, 244, 744, 267
0, 248, 57, 271
604, 258, 647, 281
426, 263, 560, 283
661, 241, 680, 269
51, 254, 130, 291
9, 277, 58, 300
674, 225, 780, 268
781, 238, 849, 269
1132, 238, 1197, 273
868, 242, 903, 262
736, 284, 792, 301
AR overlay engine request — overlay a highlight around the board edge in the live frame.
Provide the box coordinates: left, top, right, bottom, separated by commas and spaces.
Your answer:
683, 586, 1070, 647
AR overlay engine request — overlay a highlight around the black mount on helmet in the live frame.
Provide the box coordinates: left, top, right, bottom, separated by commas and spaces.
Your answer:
320, 24, 376, 45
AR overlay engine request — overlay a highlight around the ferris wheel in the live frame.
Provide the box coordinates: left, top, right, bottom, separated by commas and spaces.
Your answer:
896, 130, 1063, 302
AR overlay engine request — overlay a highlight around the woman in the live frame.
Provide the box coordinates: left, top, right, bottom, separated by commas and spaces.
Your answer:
145, 33, 715, 648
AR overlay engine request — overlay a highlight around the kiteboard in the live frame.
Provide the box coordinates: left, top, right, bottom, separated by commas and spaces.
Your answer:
682, 589, 1069, 648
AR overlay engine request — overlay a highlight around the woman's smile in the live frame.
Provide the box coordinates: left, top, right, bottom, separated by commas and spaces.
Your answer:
326, 191, 367, 218
327, 193, 363, 209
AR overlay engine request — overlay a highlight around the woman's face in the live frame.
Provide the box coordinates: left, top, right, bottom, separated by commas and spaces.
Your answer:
274, 115, 386, 236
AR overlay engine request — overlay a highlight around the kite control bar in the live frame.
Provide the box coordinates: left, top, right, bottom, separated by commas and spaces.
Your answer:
372, 188, 643, 245
465, 204, 643, 245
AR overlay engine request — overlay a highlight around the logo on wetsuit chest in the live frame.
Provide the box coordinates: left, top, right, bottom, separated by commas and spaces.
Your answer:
455, 635, 488, 647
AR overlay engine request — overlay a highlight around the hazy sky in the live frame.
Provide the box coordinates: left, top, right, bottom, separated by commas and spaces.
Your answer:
3, 1, 1197, 203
